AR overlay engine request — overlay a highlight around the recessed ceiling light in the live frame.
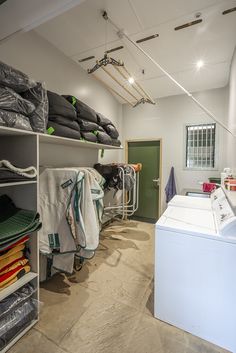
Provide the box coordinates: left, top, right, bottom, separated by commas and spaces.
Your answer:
128, 77, 135, 84
196, 60, 204, 69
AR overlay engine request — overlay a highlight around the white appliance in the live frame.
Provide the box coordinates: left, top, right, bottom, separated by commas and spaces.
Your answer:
168, 187, 226, 211
155, 187, 236, 352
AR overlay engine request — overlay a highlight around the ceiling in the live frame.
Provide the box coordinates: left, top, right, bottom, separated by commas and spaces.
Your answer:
35, 0, 236, 104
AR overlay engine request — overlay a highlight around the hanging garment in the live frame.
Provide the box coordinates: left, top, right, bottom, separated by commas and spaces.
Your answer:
63, 95, 98, 123
0, 61, 36, 93
0, 87, 35, 116
22, 82, 48, 133
0, 109, 32, 131
47, 91, 76, 120
47, 121, 81, 140
165, 166, 177, 203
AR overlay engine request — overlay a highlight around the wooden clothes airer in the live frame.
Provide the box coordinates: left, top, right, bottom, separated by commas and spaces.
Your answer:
88, 52, 155, 107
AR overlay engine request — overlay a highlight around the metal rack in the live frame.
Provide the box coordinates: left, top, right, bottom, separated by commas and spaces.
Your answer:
104, 165, 140, 220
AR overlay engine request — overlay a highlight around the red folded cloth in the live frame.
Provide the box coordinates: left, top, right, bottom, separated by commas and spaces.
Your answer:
202, 182, 216, 193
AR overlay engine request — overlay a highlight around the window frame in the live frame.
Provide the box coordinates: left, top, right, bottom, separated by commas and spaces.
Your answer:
183, 122, 218, 171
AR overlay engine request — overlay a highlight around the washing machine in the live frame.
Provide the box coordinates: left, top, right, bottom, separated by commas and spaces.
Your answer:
168, 187, 225, 211
155, 189, 236, 352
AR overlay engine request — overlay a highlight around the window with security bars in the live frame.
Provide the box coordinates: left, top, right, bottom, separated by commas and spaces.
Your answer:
186, 123, 216, 169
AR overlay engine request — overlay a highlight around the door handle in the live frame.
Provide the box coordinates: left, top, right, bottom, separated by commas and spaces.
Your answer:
153, 178, 160, 188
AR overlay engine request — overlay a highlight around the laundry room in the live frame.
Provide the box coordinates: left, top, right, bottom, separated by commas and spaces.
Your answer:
0, 0, 235, 352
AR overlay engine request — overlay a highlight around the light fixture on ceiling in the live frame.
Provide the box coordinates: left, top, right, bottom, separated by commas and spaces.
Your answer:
196, 60, 204, 69
128, 77, 135, 84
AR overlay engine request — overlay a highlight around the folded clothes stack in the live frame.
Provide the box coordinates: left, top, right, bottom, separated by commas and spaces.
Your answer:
63, 95, 121, 146
46, 91, 81, 140
0, 160, 37, 184
0, 195, 41, 291
0, 284, 37, 349
0, 61, 48, 133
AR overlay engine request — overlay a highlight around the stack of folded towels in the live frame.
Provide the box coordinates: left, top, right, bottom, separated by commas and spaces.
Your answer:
0, 195, 41, 291
46, 91, 121, 146
0, 61, 48, 133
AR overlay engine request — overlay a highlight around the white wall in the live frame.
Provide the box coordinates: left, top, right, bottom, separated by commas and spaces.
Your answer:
0, 30, 122, 163
122, 87, 229, 212
226, 47, 236, 168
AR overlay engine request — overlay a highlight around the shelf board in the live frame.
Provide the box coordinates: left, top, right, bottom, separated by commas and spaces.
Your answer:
0, 126, 122, 150
0, 180, 37, 188
0, 126, 35, 137
1, 319, 38, 353
0, 272, 38, 301
38, 133, 122, 150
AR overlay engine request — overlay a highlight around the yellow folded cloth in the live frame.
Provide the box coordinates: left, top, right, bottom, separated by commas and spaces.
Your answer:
0, 251, 24, 271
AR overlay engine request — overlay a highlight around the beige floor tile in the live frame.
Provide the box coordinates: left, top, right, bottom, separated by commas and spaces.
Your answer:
60, 296, 140, 353
8, 328, 67, 353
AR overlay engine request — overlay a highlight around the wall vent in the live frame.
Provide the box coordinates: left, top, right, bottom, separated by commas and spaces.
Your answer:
105, 45, 124, 54
136, 34, 159, 43
78, 55, 95, 63
174, 19, 202, 31
222, 7, 236, 15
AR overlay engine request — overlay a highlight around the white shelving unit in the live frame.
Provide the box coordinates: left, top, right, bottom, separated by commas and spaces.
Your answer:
0, 125, 122, 351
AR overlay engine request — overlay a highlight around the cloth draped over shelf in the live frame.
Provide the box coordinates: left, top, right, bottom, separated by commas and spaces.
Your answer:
39, 167, 105, 274
0, 160, 37, 183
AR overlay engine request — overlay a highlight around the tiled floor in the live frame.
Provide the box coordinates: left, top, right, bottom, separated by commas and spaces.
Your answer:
9, 221, 230, 353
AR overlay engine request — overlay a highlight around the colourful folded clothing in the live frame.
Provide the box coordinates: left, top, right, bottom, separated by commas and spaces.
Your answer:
202, 182, 216, 193
0, 257, 28, 275
0, 235, 29, 253
0, 250, 24, 270
0, 264, 30, 290
0, 243, 25, 261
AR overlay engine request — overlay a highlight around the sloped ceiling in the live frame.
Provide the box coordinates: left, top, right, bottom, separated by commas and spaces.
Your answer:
35, 0, 236, 103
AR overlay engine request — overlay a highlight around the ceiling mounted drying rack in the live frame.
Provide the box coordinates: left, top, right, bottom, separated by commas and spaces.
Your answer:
87, 49, 155, 107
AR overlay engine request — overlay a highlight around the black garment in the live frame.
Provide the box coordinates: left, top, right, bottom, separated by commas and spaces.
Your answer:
111, 139, 121, 147
47, 121, 81, 140
96, 131, 113, 145
22, 82, 48, 133
0, 61, 36, 93
63, 95, 98, 123
0, 109, 32, 131
0, 284, 35, 320
97, 113, 113, 127
0, 87, 35, 116
104, 124, 119, 139
81, 131, 97, 143
48, 116, 80, 131
47, 91, 76, 120
0, 299, 37, 350
94, 164, 121, 190
0, 169, 33, 183
78, 118, 99, 132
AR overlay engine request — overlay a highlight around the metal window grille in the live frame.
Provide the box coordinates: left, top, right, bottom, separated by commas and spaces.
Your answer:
186, 123, 216, 169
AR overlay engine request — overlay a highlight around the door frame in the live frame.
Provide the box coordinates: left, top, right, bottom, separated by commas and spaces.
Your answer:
125, 138, 162, 219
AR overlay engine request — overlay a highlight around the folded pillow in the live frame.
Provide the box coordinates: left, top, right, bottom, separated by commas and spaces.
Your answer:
47, 91, 76, 120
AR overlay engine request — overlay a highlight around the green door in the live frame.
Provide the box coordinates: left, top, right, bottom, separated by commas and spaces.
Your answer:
128, 140, 160, 223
